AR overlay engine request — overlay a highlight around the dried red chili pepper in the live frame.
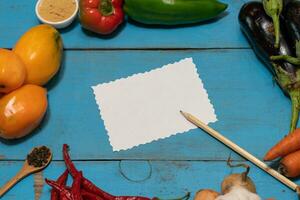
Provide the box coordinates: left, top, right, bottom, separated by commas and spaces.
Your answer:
46, 179, 73, 200
63, 144, 150, 200
81, 190, 104, 200
81, 190, 152, 200
51, 169, 69, 200
63, 144, 117, 199
72, 171, 83, 200
62, 144, 190, 200
63, 144, 80, 176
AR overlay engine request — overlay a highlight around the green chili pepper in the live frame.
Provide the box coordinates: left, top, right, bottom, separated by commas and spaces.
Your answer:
124, 0, 228, 25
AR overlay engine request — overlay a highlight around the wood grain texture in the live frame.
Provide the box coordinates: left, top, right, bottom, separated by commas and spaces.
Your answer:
0, 160, 296, 200
34, 172, 43, 200
0, 0, 296, 199
0, 0, 248, 49
0, 50, 293, 160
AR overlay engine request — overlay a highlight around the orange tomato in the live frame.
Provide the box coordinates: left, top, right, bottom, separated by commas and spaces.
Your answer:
13, 24, 63, 86
0, 84, 48, 139
0, 49, 26, 93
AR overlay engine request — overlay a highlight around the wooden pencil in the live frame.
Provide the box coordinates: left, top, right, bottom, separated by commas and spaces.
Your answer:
180, 110, 299, 193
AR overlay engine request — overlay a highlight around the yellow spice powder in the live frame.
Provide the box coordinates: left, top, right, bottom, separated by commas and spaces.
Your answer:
38, 0, 76, 22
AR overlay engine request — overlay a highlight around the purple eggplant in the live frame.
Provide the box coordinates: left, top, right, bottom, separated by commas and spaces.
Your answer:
272, 2, 300, 66
283, 1, 300, 48
239, 1, 300, 132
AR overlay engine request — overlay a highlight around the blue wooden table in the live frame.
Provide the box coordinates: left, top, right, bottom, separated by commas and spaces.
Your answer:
0, 0, 298, 199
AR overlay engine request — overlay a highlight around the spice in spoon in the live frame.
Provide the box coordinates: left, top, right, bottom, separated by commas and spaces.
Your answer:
27, 146, 51, 168
38, 0, 77, 22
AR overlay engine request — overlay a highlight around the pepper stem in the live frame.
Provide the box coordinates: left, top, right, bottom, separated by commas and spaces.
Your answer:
263, 0, 283, 48
289, 89, 300, 133
100, 0, 114, 16
270, 55, 300, 65
154, 192, 190, 200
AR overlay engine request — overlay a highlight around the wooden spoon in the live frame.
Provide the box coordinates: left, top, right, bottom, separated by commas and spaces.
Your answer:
0, 146, 52, 198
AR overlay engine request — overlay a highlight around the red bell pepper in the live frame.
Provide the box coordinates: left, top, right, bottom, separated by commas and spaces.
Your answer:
79, 0, 124, 35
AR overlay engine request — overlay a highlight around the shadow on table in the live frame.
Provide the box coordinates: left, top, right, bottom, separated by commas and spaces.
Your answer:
60, 18, 79, 34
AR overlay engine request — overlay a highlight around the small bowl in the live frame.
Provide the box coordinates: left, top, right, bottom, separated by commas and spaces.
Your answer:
35, 0, 79, 29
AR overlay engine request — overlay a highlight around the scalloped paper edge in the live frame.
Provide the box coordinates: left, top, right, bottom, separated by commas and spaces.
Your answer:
92, 58, 217, 151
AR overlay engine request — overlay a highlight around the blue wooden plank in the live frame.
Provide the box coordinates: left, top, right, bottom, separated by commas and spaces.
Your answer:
0, 0, 248, 49
0, 50, 294, 160
0, 161, 296, 200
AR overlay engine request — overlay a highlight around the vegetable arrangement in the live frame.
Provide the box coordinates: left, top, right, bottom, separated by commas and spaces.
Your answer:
239, 0, 300, 181
0, 24, 63, 139
79, 0, 228, 35
216, 162, 261, 200
46, 144, 191, 200
272, 1, 300, 65
264, 128, 300, 178
2, 0, 296, 198
239, 1, 300, 133
193, 161, 270, 200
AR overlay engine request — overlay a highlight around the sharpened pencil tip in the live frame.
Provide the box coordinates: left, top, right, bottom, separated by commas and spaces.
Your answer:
180, 110, 188, 118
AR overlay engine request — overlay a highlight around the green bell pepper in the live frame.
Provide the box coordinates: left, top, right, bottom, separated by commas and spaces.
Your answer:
124, 0, 228, 25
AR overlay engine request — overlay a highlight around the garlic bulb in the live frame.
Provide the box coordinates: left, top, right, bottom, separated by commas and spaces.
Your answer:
216, 186, 261, 200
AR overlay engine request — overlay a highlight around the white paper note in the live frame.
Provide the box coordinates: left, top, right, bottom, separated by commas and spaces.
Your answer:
93, 58, 217, 151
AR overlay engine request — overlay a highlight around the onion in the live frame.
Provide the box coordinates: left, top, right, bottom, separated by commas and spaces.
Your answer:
221, 161, 256, 194
194, 189, 219, 200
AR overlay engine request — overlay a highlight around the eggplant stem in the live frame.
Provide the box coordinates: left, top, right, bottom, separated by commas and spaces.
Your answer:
262, 0, 282, 48
272, 15, 280, 48
289, 90, 300, 133
270, 55, 300, 65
